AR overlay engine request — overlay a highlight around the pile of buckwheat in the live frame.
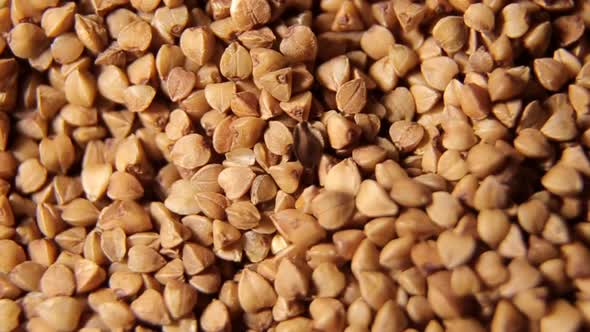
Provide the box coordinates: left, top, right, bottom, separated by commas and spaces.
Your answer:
0, 0, 589, 331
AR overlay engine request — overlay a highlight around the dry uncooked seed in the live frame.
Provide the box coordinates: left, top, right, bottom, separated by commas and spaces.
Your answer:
166, 67, 196, 102
1, 0, 590, 330
360, 25, 396, 60
280, 25, 318, 63
432, 16, 467, 54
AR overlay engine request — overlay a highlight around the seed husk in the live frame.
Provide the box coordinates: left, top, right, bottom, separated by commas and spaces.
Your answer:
293, 122, 323, 169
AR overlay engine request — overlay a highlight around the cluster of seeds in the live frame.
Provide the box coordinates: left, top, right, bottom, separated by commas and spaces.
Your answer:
0, 0, 589, 331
